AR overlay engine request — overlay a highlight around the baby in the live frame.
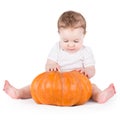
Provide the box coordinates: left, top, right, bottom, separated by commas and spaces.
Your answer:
3, 10, 116, 103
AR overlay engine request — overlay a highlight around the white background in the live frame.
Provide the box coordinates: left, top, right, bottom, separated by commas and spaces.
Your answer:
0, 0, 120, 120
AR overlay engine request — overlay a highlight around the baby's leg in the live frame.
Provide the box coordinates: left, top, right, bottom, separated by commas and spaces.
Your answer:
92, 83, 116, 103
3, 80, 31, 99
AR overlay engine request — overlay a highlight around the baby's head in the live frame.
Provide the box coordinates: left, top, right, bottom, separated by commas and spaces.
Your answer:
58, 10, 86, 34
57, 11, 86, 53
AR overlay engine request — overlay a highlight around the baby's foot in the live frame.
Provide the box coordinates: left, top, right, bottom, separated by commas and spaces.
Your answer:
96, 83, 116, 103
3, 80, 20, 99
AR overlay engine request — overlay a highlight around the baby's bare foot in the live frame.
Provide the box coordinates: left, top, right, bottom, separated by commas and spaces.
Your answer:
96, 83, 116, 103
3, 80, 20, 99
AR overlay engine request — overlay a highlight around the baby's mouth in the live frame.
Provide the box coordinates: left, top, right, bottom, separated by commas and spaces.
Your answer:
67, 48, 77, 53
68, 48, 75, 51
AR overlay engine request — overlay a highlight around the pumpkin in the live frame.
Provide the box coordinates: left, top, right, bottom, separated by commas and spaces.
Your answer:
30, 70, 92, 106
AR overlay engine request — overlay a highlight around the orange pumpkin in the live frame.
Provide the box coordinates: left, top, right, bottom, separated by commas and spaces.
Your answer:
30, 70, 92, 106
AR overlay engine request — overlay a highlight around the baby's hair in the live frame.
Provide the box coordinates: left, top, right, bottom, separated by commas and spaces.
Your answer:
58, 10, 86, 34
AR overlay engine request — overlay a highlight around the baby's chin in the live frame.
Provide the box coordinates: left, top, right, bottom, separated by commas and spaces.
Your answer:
64, 49, 79, 53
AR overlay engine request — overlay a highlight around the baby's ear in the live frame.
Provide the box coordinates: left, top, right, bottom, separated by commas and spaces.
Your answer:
83, 30, 86, 35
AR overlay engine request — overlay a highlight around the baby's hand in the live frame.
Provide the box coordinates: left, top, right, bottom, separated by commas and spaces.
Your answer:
75, 68, 88, 77
75, 66, 95, 79
46, 62, 60, 72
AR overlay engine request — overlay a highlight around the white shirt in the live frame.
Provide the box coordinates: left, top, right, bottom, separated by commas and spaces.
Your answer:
48, 42, 95, 72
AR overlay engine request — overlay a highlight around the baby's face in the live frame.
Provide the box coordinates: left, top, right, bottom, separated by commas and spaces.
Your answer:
59, 28, 85, 53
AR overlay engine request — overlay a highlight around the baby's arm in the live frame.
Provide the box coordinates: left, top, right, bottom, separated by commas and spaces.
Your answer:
76, 66, 95, 79
84, 66, 95, 78
45, 59, 60, 72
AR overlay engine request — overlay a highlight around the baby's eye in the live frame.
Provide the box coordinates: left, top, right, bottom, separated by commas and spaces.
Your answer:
74, 40, 79, 43
64, 40, 69, 43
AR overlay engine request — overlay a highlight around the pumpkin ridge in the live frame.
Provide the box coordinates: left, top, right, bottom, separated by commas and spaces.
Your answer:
60, 72, 64, 106
71, 71, 82, 105
30, 72, 46, 103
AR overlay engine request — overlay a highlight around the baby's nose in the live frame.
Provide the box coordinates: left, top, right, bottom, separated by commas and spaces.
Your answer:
68, 42, 74, 47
